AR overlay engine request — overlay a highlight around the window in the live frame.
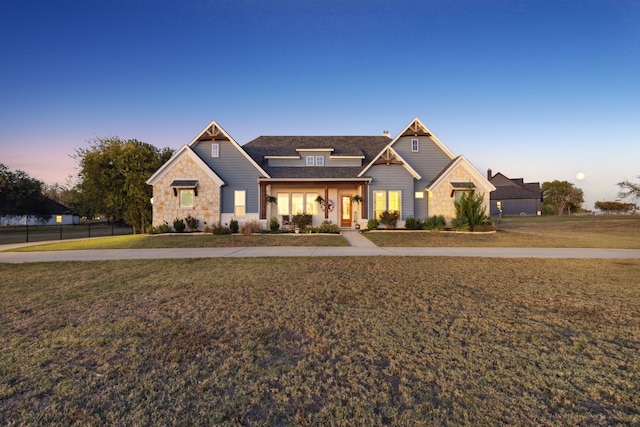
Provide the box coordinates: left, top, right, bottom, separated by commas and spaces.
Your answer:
374, 191, 386, 219
234, 190, 246, 217
315, 156, 324, 166
180, 189, 194, 208
212, 143, 220, 158
291, 193, 304, 215
277, 193, 290, 215
306, 156, 314, 166
374, 190, 401, 219
415, 191, 424, 199
388, 191, 401, 214
411, 139, 419, 152
454, 190, 471, 204
306, 193, 319, 215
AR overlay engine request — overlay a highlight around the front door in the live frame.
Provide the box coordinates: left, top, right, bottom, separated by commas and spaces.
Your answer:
341, 196, 352, 227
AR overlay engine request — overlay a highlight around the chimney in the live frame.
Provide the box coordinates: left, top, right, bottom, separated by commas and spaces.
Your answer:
487, 168, 492, 180
382, 130, 391, 138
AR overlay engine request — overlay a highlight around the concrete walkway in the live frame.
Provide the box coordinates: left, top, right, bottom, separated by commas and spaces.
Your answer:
1, 242, 639, 264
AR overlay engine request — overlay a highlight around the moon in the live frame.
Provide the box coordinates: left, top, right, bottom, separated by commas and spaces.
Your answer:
576, 172, 586, 180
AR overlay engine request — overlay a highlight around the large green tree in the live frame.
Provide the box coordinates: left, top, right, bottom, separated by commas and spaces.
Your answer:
541, 180, 584, 215
74, 137, 173, 233
594, 200, 636, 214
0, 163, 50, 221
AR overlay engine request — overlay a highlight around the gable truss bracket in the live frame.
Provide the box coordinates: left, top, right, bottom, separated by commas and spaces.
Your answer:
374, 148, 403, 166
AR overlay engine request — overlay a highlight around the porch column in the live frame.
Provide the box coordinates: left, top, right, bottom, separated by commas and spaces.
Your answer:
259, 182, 267, 220
324, 185, 329, 219
360, 183, 368, 220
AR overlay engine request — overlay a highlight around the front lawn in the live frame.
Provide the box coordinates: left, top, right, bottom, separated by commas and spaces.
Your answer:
2, 257, 639, 425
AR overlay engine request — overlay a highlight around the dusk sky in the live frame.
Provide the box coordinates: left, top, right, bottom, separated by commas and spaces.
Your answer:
1, 0, 639, 209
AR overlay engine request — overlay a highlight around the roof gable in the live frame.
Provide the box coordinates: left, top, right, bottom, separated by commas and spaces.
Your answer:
426, 155, 496, 193
360, 117, 456, 177
357, 146, 421, 179
146, 145, 225, 187
189, 120, 270, 178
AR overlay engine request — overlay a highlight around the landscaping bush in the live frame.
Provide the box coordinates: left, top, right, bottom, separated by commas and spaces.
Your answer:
454, 190, 492, 231
269, 217, 280, 232
173, 218, 186, 233
151, 223, 172, 234
366, 218, 379, 230
211, 222, 232, 235
425, 215, 446, 231
292, 214, 312, 230
404, 216, 425, 230
379, 210, 399, 229
229, 219, 239, 233
240, 219, 263, 235
314, 220, 341, 234
450, 216, 469, 231
185, 215, 199, 231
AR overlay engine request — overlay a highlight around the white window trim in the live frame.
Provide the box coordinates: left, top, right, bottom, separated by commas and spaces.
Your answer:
315, 156, 324, 166
306, 156, 315, 166
234, 190, 246, 217
411, 139, 419, 152
179, 189, 194, 208
212, 143, 220, 158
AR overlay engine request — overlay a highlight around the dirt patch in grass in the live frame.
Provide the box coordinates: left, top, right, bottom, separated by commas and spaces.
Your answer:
365, 216, 640, 249
2, 258, 639, 425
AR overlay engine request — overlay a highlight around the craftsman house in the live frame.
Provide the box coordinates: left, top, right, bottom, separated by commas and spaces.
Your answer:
146, 118, 495, 230
488, 170, 542, 216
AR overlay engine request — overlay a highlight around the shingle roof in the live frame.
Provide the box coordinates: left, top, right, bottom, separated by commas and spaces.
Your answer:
490, 175, 542, 200
243, 136, 391, 179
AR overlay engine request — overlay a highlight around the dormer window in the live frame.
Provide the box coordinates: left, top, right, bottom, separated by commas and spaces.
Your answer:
306, 156, 314, 166
411, 139, 419, 152
315, 156, 324, 166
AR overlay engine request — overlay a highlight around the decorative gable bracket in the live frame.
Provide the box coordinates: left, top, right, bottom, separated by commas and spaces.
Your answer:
373, 148, 403, 166
197, 123, 230, 141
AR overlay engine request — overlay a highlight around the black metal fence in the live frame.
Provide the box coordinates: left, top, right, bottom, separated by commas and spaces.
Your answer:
0, 223, 133, 245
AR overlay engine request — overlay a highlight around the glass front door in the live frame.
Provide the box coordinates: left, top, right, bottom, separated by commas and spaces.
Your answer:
341, 196, 352, 227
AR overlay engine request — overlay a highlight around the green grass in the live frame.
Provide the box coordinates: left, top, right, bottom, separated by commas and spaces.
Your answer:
8, 233, 349, 251
1, 257, 639, 425
364, 215, 640, 249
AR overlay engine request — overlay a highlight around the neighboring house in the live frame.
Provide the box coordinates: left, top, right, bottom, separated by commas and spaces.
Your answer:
147, 118, 495, 229
488, 170, 542, 216
1, 198, 79, 226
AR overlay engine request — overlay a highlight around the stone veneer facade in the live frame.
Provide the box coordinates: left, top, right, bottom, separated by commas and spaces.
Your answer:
427, 164, 491, 219
152, 155, 221, 230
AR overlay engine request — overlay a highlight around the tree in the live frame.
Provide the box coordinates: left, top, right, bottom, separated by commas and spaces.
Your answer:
74, 137, 173, 233
594, 201, 636, 214
541, 180, 584, 215
617, 176, 640, 202
0, 163, 50, 221
453, 189, 491, 231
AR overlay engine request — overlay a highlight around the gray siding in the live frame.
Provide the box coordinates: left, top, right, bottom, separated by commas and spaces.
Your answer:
367, 164, 415, 220
491, 199, 541, 216
390, 136, 453, 220
191, 141, 264, 214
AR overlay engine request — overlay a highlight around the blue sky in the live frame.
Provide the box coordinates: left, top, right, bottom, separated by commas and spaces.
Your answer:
1, 0, 639, 209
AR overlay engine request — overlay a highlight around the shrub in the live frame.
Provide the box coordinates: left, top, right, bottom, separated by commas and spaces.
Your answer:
229, 219, 239, 233
185, 215, 199, 231
454, 190, 490, 231
366, 218, 379, 230
379, 210, 399, 229
315, 220, 340, 234
425, 215, 446, 231
450, 216, 469, 231
240, 219, 263, 235
211, 222, 232, 235
404, 216, 425, 230
173, 218, 186, 233
291, 214, 312, 230
269, 217, 280, 232
152, 223, 172, 234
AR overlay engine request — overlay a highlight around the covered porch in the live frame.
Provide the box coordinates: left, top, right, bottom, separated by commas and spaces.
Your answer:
259, 178, 370, 228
